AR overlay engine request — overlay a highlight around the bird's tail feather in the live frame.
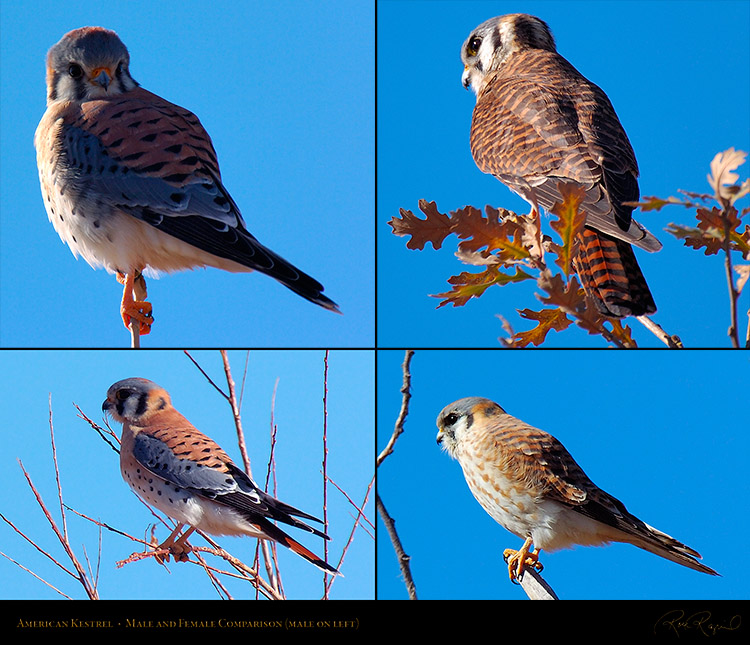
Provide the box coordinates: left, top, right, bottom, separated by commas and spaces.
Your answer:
573, 227, 656, 318
628, 523, 719, 576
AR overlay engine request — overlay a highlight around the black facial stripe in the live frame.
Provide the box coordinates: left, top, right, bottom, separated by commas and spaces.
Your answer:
134, 390, 149, 417
491, 24, 503, 54
465, 412, 473, 429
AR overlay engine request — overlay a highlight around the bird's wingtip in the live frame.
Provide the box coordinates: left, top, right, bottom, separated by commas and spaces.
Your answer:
315, 294, 342, 314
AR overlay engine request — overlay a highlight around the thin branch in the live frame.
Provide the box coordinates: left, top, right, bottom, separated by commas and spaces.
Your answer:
48, 395, 68, 541
14, 460, 99, 599
321, 350, 333, 595
0, 547, 73, 599
722, 211, 741, 348
327, 474, 375, 535
377, 350, 418, 599
326, 473, 374, 596
636, 316, 684, 348
377, 350, 414, 467
220, 349, 252, 476
183, 350, 229, 399
75, 404, 120, 454
377, 494, 417, 599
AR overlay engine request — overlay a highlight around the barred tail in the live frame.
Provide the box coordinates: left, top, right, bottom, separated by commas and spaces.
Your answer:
573, 228, 656, 318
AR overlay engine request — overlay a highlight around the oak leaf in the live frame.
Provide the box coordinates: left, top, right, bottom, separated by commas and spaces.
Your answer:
548, 184, 587, 277
432, 266, 533, 308
389, 200, 452, 250
511, 307, 572, 347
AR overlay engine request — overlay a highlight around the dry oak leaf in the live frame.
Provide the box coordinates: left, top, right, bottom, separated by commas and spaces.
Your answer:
538, 272, 587, 315
548, 184, 587, 277
708, 148, 750, 204
451, 205, 530, 264
433, 265, 533, 308
511, 307, 573, 347
389, 200, 452, 250
668, 206, 749, 257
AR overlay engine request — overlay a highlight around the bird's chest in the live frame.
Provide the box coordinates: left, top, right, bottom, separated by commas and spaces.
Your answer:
119, 449, 196, 519
459, 456, 543, 538
35, 115, 125, 270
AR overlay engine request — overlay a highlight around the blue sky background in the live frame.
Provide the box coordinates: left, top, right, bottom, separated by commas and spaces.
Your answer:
377, 349, 748, 600
0, 0, 373, 348
378, 0, 750, 348
0, 350, 374, 599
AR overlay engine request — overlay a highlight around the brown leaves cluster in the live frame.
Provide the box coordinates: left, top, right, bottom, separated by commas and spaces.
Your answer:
628, 148, 750, 347
632, 149, 750, 263
389, 184, 638, 347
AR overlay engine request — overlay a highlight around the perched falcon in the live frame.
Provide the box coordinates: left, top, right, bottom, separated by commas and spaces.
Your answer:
437, 397, 718, 582
35, 27, 339, 336
461, 14, 660, 318
103, 377, 339, 574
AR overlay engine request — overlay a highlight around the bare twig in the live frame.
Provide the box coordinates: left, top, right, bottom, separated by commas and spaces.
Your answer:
321, 351, 333, 596
377, 350, 418, 599
327, 474, 375, 536
722, 212, 741, 347
0, 546, 73, 599
377, 350, 414, 467
636, 316, 684, 348
377, 494, 417, 599
323, 472, 374, 595
183, 350, 229, 398
74, 404, 119, 454
14, 460, 99, 599
220, 349, 252, 476
48, 395, 68, 540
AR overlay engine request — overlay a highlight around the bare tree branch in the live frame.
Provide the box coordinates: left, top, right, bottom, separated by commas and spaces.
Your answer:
377, 350, 414, 466
377, 350, 418, 599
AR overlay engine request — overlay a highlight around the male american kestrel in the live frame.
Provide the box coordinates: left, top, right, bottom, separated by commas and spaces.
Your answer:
102, 377, 339, 574
436, 397, 718, 583
461, 14, 660, 318
35, 27, 339, 336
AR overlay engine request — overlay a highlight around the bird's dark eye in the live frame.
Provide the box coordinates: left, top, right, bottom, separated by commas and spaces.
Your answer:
468, 37, 482, 56
68, 63, 83, 79
444, 413, 459, 426
115, 389, 129, 401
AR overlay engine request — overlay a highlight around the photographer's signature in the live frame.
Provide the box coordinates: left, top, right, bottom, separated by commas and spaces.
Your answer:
654, 609, 741, 637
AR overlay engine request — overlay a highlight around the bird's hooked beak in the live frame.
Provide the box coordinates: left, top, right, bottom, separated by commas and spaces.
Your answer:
462, 66, 471, 90
102, 397, 113, 414
90, 66, 112, 90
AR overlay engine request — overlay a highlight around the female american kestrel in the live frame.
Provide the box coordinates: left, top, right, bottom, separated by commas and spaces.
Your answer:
35, 27, 339, 336
437, 397, 718, 582
103, 377, 339, 575
461, 14, 660, 318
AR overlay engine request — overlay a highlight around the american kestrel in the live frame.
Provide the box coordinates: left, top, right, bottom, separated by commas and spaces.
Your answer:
102, 377, 339, 574
436, 397, 718, 583
461, 14, 660, 318
35, 27, 339, 336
